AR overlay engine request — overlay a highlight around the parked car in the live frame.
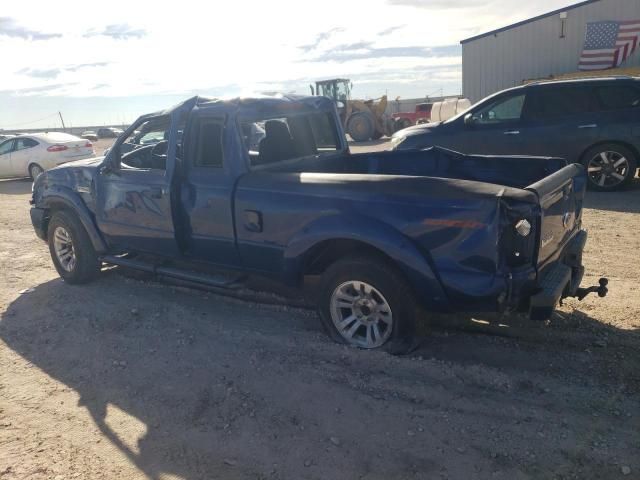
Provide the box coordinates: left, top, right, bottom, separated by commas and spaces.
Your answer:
392, 103, 432, 131
391, 77, 640, 191
0, 132, 94, 179
97, 127, 124, 138
80, 131, 99, 142
30, 95, 607, 352
0, 134, 16, 141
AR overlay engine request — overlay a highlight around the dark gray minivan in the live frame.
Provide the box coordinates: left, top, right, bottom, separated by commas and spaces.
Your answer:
391, 77, 640, 191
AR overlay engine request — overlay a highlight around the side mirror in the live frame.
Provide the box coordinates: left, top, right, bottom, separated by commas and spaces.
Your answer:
464, 113, 476, 126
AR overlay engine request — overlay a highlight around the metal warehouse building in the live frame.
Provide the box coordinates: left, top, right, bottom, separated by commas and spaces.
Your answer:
461, 0, 640, 102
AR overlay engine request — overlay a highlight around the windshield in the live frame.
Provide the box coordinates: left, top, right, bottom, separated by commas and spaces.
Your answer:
318, 81, 350, 102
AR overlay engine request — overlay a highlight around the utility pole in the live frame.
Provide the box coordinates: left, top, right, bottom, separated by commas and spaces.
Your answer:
58, 112, 66, 132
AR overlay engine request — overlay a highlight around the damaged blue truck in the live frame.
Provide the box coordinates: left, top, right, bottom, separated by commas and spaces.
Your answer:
30, 95, 607, 353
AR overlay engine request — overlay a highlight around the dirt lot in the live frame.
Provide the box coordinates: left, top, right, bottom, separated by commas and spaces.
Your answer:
1, 141, 639, 480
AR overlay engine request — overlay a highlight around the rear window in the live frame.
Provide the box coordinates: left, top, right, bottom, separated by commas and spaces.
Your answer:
595, 85, 640, 110
241, 112, 340, 167
526, 86, 594, 120
15, 138, 38, 149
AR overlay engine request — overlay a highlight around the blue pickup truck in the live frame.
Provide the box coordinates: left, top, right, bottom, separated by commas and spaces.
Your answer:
30, 95, 607, 353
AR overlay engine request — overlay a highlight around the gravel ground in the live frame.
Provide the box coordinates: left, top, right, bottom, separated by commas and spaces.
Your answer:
0, 140, 639, 480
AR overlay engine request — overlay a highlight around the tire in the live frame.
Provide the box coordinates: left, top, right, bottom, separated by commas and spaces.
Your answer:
47, 210, 100, 284
582, 143, 638, 191
317, 255, 420, 354
347, 112, 375, 142
29, 163, 44, 180
372, 130, 384, 140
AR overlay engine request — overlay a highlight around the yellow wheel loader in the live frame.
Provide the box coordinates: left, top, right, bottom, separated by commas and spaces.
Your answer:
310, 78, 394, 142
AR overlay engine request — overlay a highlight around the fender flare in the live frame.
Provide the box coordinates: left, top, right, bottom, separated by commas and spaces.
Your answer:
42, 187, 108, 253
283, 214, 449, 311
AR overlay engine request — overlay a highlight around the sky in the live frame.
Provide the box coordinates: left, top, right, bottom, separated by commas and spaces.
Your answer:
0, 0, 575, 129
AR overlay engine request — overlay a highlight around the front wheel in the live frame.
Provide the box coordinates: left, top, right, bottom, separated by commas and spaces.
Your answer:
582, 144, 637, 191
346, 112, 375, 142
317, 255, 420, 354
48, 211, 100, 284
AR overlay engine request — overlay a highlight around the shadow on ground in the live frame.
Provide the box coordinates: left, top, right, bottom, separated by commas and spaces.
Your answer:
2, 271, 639, 479
583, 178, 640, 214
0, 178, 32, 195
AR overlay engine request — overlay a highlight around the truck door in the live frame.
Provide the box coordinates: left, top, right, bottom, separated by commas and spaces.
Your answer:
179, 113, 240, 266
96, 115, 179, 256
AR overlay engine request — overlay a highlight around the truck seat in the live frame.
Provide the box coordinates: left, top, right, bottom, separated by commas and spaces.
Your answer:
258, 120, 297, 165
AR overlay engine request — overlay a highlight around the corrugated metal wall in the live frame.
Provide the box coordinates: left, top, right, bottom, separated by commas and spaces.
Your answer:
462, 0, 640, 102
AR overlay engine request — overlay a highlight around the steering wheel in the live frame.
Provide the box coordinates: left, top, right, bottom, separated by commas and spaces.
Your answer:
151, 140, 168, 158
150, 140, 169, 169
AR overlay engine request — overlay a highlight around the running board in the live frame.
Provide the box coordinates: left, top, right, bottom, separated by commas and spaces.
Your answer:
100, 255, 245, 290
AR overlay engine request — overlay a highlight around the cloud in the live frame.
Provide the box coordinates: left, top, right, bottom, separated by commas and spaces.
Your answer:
66, 62, 111, 72
378, 25, 405, 36
17, 62, 111, 79
298, 27, 345, 53
84, 23, 146, 40
0, 17, 61, 40
0, 83, 78, 96
308, 43, 461, 63
17, 67, 61, 79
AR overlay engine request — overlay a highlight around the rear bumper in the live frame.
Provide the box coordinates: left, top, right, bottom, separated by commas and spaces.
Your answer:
30, 207, 48, 241
529, 230, 587, 320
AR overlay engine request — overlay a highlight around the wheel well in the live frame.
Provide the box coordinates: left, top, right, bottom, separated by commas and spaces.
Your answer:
302, 239, 396, 276
41, 203, 76, 239
579, 141, 640, 169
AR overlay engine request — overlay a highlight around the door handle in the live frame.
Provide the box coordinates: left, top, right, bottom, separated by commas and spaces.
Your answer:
578, 124, 598, 129
503, 130, 520, 135
244, 210, 263, 233
149, 187, 164, 199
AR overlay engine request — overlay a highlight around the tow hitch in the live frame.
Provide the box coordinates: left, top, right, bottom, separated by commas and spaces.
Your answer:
573, 278, 609, 301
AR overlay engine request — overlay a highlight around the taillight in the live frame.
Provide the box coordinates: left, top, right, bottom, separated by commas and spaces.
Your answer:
47, 144, 68, 152
85, 141, 93, 148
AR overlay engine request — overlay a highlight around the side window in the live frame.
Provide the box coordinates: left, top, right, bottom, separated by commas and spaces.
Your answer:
0, 140, 14, 155
242, 112, 340, 167
308, 113, 339, 150
595, 85, 640, 110
195, 120, 224, 168
473, 94, 525, 124
15, 138, 38, 150
525, 87, 594, 120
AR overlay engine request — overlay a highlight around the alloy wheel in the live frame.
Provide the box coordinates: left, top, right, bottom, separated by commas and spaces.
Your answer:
587, 151, 630, 189
53, 226, 76, 272
329, 281, 393, 348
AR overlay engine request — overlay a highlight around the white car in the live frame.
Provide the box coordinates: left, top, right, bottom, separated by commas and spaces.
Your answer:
0, 132, 95, 179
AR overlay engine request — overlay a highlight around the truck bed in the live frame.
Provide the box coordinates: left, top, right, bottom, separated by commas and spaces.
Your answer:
263, 146, 567, 190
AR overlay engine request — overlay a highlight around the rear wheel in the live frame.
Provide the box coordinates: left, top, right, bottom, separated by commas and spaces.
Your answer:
317, 255, 419, 354
29, 163, 44, 180
48, 211, 100, 284
347, 112, 375, 142
582, 144, 637, 191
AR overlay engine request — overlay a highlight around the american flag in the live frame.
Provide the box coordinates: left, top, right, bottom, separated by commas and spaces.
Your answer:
579, 20, 640, 71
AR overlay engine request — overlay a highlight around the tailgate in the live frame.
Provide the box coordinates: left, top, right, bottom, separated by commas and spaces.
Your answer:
526, 164, 586, 268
